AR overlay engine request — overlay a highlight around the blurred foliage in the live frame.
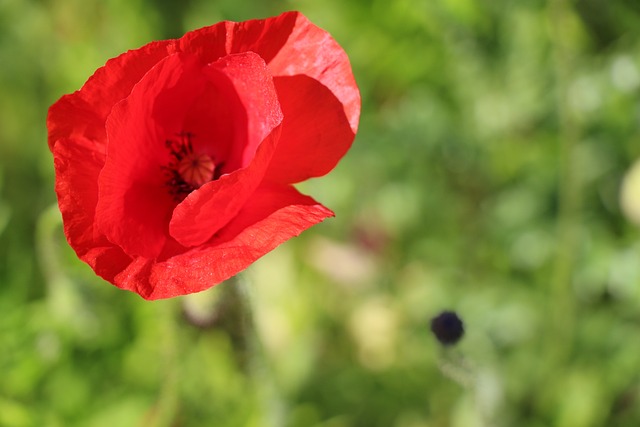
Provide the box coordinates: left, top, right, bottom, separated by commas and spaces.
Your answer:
1, 0, 640, 426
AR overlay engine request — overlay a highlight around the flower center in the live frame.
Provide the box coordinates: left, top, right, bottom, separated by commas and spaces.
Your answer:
177, 153, 215, 188
163, 132, 216, 201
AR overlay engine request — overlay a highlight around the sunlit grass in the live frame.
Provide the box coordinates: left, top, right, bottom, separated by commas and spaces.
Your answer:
1, 0, 640, 425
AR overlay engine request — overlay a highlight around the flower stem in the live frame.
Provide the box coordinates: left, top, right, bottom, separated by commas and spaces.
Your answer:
437, 348, 502, 427
36, 204, 87, 327
547, 0, 582, 366
142, 299, 180, 427
155, 299, 181, 427
230, 276, 286, 427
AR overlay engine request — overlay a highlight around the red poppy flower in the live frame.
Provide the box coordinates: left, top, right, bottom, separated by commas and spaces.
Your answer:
47, 11, 360, 300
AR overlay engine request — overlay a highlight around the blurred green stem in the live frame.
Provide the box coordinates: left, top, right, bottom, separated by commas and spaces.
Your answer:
548, 0, 582, 364
36, 204, 65, 288
149, 299, 180, 427
36, 204, 84, 324
231, 277, 286, 427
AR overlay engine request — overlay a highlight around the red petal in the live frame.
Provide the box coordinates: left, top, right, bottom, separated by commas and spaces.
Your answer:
53, 137, 132, 282
177, 11, 360, 134
82, 246, 133, 284
169, 52, 283, 247
264, 12, 361, 134
265, 75, 355, 184
47, 40, 174, 151
96, 53, 215, 259
53, 137, 105, 256
115, 185, 334, 300
178, 12, 296, 66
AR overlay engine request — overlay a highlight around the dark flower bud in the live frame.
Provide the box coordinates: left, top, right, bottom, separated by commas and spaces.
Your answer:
430, 311, 464, 345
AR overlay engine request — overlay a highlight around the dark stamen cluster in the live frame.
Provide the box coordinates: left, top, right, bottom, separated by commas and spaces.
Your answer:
162, 132, 197, 201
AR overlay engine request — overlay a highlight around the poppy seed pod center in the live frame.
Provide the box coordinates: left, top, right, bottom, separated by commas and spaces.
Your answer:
178, 153, 215, 188
163, 131, 217, 200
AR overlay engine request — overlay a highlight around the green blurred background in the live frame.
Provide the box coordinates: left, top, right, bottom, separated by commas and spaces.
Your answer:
2, 0, 640, 425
